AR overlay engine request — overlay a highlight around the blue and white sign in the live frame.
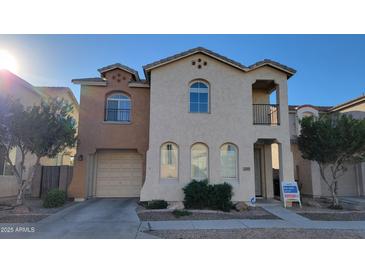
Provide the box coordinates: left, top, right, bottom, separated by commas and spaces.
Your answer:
281, 181, 302, 208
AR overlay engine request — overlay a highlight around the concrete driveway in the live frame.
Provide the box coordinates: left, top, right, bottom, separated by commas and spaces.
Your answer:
0, 198, 154, 239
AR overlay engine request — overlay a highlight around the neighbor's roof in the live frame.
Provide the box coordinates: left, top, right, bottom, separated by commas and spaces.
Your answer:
329, 95, 365, 112
143, 47, 296, 79
97, 63, 140, 81
289, 105, 332, 112
35, 86, 79, 109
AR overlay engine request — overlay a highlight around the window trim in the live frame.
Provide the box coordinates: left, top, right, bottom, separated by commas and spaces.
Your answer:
105, 91, 132, 123
160, 142, 179, 180
188, 80, 210, 114
190, 142, 209, 181
220, 143, 239, 181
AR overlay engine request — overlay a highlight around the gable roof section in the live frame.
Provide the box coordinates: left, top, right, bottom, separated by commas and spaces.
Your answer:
143, 47, 296, 79
329, 95, 365, 112
98, 63, 140, 81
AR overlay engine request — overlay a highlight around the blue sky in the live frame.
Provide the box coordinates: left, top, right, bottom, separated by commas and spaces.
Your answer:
0, 34, 364, 106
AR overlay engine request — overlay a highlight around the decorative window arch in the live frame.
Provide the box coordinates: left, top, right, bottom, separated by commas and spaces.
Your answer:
191, 143, 209, 180
189, 81, 209, 113
105, 92, 131, 122
160, 142, 178, 179
220, 143, 238, 180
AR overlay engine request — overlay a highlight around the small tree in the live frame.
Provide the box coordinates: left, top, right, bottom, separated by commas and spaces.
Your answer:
298, 114, 365, 208
0, 96, 77, 205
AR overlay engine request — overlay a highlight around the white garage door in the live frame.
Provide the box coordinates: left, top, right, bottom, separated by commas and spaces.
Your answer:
96, 150, 143, 197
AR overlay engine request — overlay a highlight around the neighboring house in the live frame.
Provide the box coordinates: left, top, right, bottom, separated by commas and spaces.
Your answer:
0, 70, 79, 197
289, 95, 365, 198
69, 47, 296, 203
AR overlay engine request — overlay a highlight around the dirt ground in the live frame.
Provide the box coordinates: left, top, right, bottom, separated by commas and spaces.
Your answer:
148, 228, 365, 239
0, 197, 74, 223
138, 207, 279, 221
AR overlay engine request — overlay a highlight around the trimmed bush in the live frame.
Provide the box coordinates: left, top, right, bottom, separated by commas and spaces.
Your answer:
172, 209, 192, 218
183, 180, 233, 211
43, 189, 67, 208
208, 183, 233, 212
146, 200, 168, 209
183, 179, 210, 209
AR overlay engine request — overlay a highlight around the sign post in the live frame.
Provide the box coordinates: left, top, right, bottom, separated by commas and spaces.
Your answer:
281, 181, 302, 208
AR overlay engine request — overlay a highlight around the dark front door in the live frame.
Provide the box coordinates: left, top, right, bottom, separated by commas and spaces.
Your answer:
254, 148, 262, 197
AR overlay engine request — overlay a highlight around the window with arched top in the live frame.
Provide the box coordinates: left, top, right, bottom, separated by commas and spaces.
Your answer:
160, 142, 178, 179
220, 143, 238, 180
191, 143, 209, 180
105, 93, 131, 122
189, 81, 209, 113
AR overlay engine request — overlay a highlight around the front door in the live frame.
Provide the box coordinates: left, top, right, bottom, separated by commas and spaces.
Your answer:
254, 148, 262, 197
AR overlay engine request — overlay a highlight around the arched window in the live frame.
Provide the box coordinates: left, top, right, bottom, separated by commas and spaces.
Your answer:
191, 143, 209, 180
220, 143, 238, 180
189, 81, 209, 113
160, 143, 178, 179
105, 93, 131, 122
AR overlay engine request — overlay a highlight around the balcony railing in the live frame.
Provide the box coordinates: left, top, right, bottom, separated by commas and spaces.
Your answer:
105, 108, 131, 122
253, 104, 280, 125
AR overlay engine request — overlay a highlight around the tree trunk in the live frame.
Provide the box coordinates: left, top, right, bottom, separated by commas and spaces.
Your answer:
330, 185, 340, 208
16, 183, 25, 205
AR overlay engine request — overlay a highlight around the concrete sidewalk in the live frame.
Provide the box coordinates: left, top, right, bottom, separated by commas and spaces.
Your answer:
142, 203, 365, 232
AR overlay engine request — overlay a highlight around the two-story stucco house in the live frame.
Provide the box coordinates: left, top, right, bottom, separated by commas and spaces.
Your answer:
69, 47, 296, 203
0, 70, 79, 197
288, 95, 365, 199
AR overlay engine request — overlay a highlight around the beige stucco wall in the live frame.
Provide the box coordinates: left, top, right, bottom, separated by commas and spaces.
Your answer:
140, 53, 294, 202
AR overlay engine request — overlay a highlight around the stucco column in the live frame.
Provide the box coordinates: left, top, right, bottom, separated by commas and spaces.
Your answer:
277, 140, 295, 183
264, 144, 274, 198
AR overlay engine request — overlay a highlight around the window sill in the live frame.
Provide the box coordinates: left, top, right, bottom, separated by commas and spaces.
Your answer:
159, 178, 179, 184
103, 121, 132, 125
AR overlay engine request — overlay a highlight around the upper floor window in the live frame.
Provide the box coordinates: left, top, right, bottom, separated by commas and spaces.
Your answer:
105, 93, 131, 122
191, 143, 209, 180
189, 81, 209, 113
161, 142, 178, 179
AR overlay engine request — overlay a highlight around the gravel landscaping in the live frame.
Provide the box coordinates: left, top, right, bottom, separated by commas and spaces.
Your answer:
0, 197, 74, 223
299, 212, 365, 221
148, 228, 365, 239
138, 207, 279, 221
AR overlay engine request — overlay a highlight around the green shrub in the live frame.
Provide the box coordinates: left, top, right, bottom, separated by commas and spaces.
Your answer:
208, 183, 233, 212
146, 200, 168, 209
183, 180, 233, 211
183, 179, 210, 209
172, 209, 192, 218
43, 189, 67, 208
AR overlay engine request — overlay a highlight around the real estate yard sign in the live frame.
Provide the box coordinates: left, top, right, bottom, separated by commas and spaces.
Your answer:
281, 181, 302, 208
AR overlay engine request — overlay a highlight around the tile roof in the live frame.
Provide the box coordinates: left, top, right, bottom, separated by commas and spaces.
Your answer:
98, 63, 140, 81
143, 47, 296, 79
329, 95, 365, 112
289, 105, 332, 112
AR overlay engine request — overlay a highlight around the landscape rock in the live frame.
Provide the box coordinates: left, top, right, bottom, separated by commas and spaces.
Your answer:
234, 202, 249, 211
14, 205, 31, 214
167, 202, 184, 210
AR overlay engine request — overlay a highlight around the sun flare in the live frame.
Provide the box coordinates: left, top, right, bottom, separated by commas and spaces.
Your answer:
0, 50, 18, 73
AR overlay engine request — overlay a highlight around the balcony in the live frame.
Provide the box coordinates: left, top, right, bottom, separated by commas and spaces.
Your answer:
253, 104, 280, 125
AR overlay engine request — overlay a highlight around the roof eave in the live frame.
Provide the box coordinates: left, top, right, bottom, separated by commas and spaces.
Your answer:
71, 79, 107, 86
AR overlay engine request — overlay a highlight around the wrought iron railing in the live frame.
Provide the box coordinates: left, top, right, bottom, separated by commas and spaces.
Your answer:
253, 104, 280, 125
105, 108, 131, 122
